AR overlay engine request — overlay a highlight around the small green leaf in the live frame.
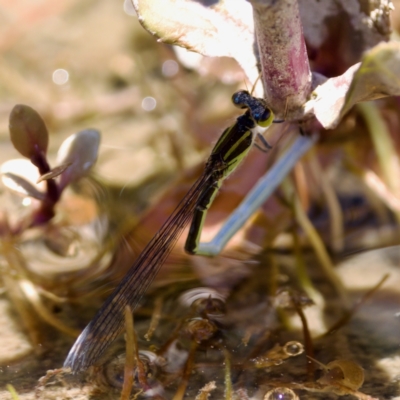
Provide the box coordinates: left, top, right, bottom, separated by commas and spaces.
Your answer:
9, 104, 49, 159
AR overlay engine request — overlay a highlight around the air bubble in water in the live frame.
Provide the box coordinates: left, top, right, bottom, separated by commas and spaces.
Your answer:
264, 387, 298, 400
283, 341, 304, 357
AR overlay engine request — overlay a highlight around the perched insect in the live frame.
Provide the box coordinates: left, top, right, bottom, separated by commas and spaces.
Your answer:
64, 90, 315, 372
184, 90, 274, 254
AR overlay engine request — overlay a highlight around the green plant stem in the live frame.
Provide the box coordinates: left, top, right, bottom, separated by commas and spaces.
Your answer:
358, 102, 400, 200
6, 384, 20, 400
292, 225, 323, 305
224, 350, 233, 400
308, 149, 344, 253
281, 179, 349, 306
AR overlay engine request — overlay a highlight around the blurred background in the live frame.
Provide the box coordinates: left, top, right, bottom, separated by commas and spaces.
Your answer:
0, 0, 249, 189
1, 1, 400, 399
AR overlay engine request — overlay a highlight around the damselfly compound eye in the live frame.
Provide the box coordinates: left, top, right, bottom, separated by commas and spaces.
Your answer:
256, 108, 274, 127
231, 90, 252, 109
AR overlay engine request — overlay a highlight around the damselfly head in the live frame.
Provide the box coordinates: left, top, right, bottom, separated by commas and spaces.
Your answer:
231, 90, 274, 128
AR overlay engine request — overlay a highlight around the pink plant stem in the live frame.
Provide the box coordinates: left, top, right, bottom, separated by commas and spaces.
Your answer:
30, 150, 59, 225
250, 0, 312, 119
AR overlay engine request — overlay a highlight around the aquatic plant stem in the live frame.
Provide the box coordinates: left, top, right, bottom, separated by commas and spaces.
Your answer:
121, 306, 135, 400
323, 274, 389, 336
292, 225, 322, 304
144, 296, 163, 341
172, 341, 198, 400
281, 179, 349, 305
293, 301, 314, 378
307, 150, 344, 253
358, 101, 400, 223
250, 0, 311, 117
1, 238, 78, 338
224, 350, 233, 400
6, 384, 19, 400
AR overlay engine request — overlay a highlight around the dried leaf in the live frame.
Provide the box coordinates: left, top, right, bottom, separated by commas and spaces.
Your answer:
56, 129, 100, 189
133, 0, 260, 84
344, 41, 400, 115
9, 104, 49, 159
307, 42, 400, 128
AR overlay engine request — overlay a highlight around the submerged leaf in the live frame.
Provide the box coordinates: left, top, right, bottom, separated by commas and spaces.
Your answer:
9, 104, 49, 159
56, 129, 100, 189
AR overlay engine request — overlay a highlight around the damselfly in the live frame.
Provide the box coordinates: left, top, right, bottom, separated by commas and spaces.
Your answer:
64, 90, 298, 372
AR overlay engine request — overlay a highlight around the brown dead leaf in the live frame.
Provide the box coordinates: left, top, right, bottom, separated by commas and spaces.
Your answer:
306, 41, 400, 128
132, 0, 260, 84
